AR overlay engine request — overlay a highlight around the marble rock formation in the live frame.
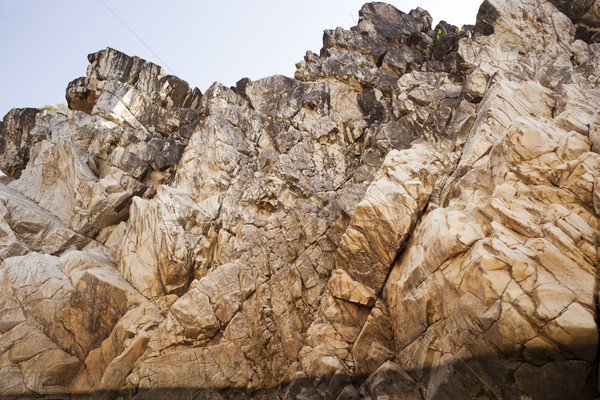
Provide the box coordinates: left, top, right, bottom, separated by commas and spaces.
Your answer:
1, 0, 600, 399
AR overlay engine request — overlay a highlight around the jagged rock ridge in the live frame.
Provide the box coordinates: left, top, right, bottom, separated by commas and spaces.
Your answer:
1, 0, 600, 399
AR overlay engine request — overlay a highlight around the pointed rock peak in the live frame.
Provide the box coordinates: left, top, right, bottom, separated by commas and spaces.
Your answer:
356, 2, 432, 40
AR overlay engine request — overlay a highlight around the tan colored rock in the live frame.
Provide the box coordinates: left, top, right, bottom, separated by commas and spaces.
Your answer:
0, 293, 26, 334
0, 253, 74, 334
10, 138, 131, 235
347, 300, 395, 376
135, 343, 256, 392
0, 183, 89, 258
57, 266, 149, 359
0, 352, 32, 398
100, 331, 151, 390
114, 186, 216, 298
189, 262, 264, 325
70, 303, 163, 393
20, 348, 81, 392
2, 0, 600, 397
169, 288, 219, 341
8, 330, 57, 364
328, 146, 442, 307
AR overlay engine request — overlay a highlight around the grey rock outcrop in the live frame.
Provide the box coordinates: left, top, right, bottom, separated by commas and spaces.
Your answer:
548, 0, 600, 42
0, 108, 44, 179
1, 0, 600, 399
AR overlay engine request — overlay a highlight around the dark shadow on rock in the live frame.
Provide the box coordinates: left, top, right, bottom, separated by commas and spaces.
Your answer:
0, 346, 596, 400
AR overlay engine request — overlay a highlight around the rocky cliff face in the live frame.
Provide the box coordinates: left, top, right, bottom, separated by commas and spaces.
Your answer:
1, 0, 600, 399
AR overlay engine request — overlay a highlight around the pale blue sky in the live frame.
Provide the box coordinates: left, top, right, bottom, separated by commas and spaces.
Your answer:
0, 0, 481, 117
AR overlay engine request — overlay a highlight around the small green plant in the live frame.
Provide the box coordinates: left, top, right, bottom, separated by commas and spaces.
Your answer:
359, 62, 367, 67
433, 28, 449, 45
41, 102, 69, 113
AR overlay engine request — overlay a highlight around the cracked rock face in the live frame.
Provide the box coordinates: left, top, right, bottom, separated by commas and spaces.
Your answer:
1, 1, 600, 399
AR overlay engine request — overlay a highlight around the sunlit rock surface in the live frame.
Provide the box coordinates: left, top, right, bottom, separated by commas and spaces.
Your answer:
1, 0, 600, 398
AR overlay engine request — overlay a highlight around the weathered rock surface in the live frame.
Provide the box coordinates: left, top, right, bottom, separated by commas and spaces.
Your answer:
1, 0, 600, 398
0, 108, 45, 179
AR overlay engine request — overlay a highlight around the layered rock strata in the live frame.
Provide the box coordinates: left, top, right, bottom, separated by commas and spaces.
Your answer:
1, 0, 600, 399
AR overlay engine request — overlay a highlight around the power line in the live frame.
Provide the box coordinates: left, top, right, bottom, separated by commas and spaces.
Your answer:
99, 0, 176, 75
